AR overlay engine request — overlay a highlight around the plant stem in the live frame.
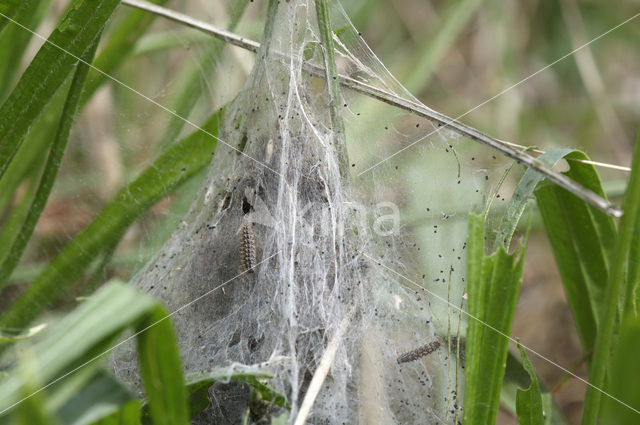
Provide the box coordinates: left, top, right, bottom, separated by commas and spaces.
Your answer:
120, 0, 622, 218
582, 130, 640, 424
315, 0, 349, 180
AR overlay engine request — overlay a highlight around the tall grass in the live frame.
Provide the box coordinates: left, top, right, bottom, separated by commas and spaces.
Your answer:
0, 0, 638, 424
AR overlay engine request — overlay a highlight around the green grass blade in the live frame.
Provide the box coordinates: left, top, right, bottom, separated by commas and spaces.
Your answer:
0, 0, 35, 33
0, 108, 224, 333
81, 0, 169, 104
0, 0, 50, 101
0, 324, 46, 343
495, 148, 572, 250
315, 0, 349, 178
627, 226, 639, 316
601, 314, 640, 424
463, 213, 526, 425
582, 128, 640, 424
156, 0, 249, 151
0, 282, 188, 425
534, 151, 616, 351
56, 370, 134, 425
501, 352, 568, 425
137, 306, 189, 425
0, 0, 120, 180
172, 369, 288, 419
516, 341, 545, 425
0, 32, 101, 289
0, 283, 155, 413
14, 383, 55, 425
0, 80, 68, 215
91, 401, 141, 425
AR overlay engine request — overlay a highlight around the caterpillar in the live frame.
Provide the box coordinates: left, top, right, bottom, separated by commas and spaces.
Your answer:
397, 340, 441, 364
240, 222, 257, 273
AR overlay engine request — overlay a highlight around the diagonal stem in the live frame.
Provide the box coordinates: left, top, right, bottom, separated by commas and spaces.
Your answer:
121, 0, 622, 218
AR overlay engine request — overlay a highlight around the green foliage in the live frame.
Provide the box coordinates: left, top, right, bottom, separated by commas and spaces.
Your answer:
0, 0, 120, 180
535, 151, 616, 352
0, 0, 50, 101
463, 213, 526, 425
0, 29, 100, 289
515, 341, 545, 425
581, 127, 640, 424
0, 282, 188, 425
179, 369, 288, 420
315, 0, 348, 178
0, 108, 224, 332
601, 314, 640, 424
495, 148, 573, 250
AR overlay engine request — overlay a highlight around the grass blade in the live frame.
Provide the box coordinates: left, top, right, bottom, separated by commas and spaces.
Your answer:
93, 401, 141, 425
0, 0, 120, 180
0, 0, 50, 101
495, 148, 572, 250
601, 314, 640, 424
56, 370, 134, 425
0, 0, 35, 33
315, 0, 349, 178
516, 341, 545, 425
582, 128, 640, 424
0, 31, 101, 289
534, 151, 616, 351
501, 351, 567, 425
137, 306, 189, 425
81, 0, 169, 104
463, 213, 526, 425
0, 282, 189, 425
14, 384, 54, 425
0, 108, 224, 333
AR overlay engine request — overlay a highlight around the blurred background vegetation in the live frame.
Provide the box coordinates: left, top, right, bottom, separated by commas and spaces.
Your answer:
1, 0, 638, 423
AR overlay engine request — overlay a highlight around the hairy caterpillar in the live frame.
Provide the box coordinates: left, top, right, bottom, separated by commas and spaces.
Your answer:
240, 222, 257, 273
397, 340, 441, 364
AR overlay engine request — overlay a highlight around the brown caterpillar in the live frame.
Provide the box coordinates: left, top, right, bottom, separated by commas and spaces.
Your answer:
240, 222, 257, 273
397, 340, 441, 364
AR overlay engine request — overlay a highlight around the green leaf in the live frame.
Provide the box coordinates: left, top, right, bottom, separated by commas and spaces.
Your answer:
0, 78, 67, 216
0, 29, 101, 289
0, 323, 46, 343
495, 148, 572, 250
56, 370, 134, 425
0, 0, 51, 101
91, 401, 141, 425
0, 107, 224, 333
516, 341, 545, 425
315, 0, 348, 178
14, 381, 55, 425
601, 314, 640, 424
137, 307, 190, 425
81, 0, 170, 104
0, 0, 120, 180
463, 213, 526, 425
534, 151, 616, 351
501, 351, 567, 425
582, 127, 640, 424
0, 0, 34, 33
176, 369, 288, 419
0, 282, 188, 425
